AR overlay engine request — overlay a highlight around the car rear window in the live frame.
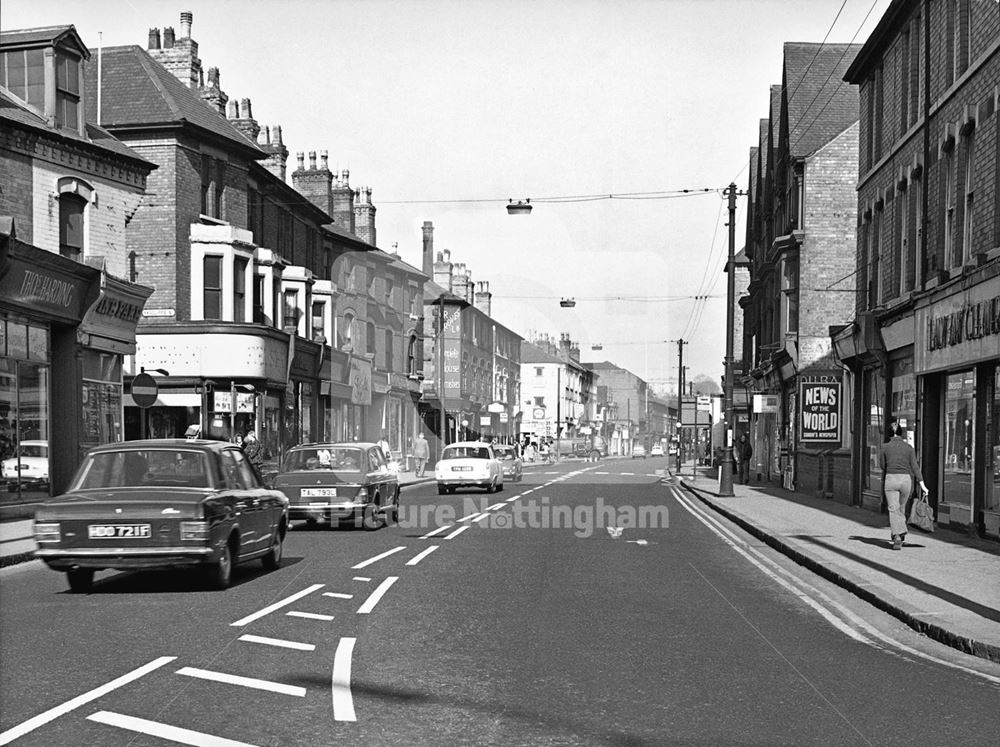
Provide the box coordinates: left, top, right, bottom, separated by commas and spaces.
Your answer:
74, 449, 212, 489
443, 446, 491, 460
282, 447, 363, 472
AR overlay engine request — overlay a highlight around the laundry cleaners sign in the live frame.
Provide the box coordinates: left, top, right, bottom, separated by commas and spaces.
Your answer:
799, 380, 841, 443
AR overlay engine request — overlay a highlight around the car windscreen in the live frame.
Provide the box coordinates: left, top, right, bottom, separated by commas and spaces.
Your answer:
442, 446, 491, 460
17, 443, 47, 458
73, 449, 212, 489
494, 447, 516, 460
281, 447, 363, 473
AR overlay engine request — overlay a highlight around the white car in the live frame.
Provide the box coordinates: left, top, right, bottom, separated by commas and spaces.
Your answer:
435, 441, 504, 494
2, 440, 49, 492
650, 443, 665, 457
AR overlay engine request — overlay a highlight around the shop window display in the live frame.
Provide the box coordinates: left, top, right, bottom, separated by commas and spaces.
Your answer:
864, 367, 886, 496
942, 370, 975, 508
988, 368, 999, 513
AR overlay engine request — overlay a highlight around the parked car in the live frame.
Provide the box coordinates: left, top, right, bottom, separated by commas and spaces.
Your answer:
33, 440, 288, 593
631, 444, 647, 459
436, 441, 504, 494
650, 443, 665, 457
273, 442, 399, 530
494, 444, 523, 482
2, 439, 49, 491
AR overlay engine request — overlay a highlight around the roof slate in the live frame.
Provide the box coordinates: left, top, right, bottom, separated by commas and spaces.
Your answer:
782, 42, 862, 158
82, 45, 264, 158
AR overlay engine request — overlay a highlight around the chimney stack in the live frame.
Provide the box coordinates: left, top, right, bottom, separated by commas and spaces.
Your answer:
291, 148, 334, 215
332, 169, 355, 233
354, 186, 376, 246
474, 281, 492, 317
422, 221, 435, 277
229, 97, 260, 143
259, 125, 289, 180
148, 12, 203, 90
433, 250, 453, 291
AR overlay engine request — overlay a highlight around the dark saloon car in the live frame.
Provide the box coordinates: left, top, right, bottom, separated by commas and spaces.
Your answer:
33, 440, 289, 593
273, 443, 400, 530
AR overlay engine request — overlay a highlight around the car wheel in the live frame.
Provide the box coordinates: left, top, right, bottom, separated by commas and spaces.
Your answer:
206, 540, 233, 590
497, 480, 504, 493
447, 486, 456, 494
261, 524, 284, 571
392, 489, 401, 523
362, 501, 382, 531
67, 568, 94, 593
485, 480, 495, 494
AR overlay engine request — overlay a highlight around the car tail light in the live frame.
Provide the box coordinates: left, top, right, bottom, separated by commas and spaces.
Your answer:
34, 522, 61, 543
180, 521, 209, 541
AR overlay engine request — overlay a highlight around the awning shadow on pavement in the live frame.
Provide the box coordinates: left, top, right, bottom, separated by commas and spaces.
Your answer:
794, 535, 1000, 624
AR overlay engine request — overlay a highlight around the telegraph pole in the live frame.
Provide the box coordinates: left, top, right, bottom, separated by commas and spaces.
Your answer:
719, 183, 743, 497
674, 339, 687, 474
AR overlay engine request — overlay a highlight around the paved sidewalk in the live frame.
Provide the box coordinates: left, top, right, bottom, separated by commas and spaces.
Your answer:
676, 462, 1000, 663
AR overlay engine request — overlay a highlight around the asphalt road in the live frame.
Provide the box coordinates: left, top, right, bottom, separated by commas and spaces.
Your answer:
1, 459, 998, 746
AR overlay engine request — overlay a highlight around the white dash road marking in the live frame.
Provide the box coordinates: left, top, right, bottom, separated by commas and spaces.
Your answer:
323, 592, 354, 599
443, 525, 470, 540
486, 502, 506, 511
357, 576, 398, 614
176, 667, 306, 697
406, 545, 439, 566
238, 634, 316, 651
87, 711, 256, 747
352, 546, 406, 569
459, 513, 484, 522
472, 513, 491, 523
332, 637, 357, 721
231, 584, 325, 627
595, 471, 610, 475
286, 611, 335, 621
353, 577, 371, 582
0, 657, 176, 746
420, 524, 453, 539
505, 496, 520, 502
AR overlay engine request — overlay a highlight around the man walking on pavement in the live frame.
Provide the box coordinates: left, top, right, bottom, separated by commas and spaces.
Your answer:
736, 434, 753, 484
412, 432, 429, 477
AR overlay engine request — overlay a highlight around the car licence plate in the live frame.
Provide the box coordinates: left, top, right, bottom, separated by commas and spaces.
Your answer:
451, 466, 472, 472
302, 487, 337, 498
88, 524, 152, 539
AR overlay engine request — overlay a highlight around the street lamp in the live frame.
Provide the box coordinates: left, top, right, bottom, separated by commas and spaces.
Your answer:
506, 199, 532, 215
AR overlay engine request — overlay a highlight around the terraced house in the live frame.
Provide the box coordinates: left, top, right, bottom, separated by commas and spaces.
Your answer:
837, 0, 1000, 538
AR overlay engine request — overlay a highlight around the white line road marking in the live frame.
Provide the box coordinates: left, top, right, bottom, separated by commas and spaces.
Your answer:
486, 503, 506, 511
672, 487, 1000, 686
286, 611, 335, 621
357, 576, 398, 614
420, 524, 453, 539
472, 513, 491, 523
505, 496, 520, 502
406, 545, 439, 565
332, 638, 357, 722
353, 576, 371, 582
238, 634, 316, 651
443, 525, 470, 540
0, 657, 176, 746
176, 667, 306, 697
87, 711, 256, 747
323, 592, 354, 599
620, 472, 635, 476
231, 584, 325, 627
595, 471, 610, 475
352, 546, 406, 569
459, 513, 483, 522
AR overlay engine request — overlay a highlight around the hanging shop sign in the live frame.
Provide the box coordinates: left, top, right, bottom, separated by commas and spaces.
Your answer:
798, 380, 841, 443
349, 357, 372, 406
752, 394, 779, 413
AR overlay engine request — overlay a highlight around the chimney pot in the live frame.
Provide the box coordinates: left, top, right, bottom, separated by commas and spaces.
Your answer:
180, 11, 193, 38
163, 26, 175, 48
148, 28, 161, 49
296, 152, 305, 170
207, 67, 219, 86
239, 98, 251, 119
274, 125, 283, 144
320, 150, 329, 171
308, 151, 317, 170
227, 100, 238, 119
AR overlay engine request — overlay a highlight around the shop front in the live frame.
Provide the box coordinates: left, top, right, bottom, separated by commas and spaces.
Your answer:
1, 229, 150, 516
914, 273, 1000, 539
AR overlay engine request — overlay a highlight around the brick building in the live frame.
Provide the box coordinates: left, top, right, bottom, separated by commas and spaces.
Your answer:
584, 361, 654, 456
0, 26, 154, 513
837, 0, 1000, 537
744, 42, 862, 494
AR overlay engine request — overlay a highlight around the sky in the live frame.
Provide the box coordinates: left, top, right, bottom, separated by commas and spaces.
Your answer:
3, 0, 893, 393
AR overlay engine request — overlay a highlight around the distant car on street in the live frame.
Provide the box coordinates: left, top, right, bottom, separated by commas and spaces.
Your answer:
2, 439, 49, 491
33, 439, 288, 592
632, 444, 647, 459
494, 444, 523, 482
273, 442, 399, 530
435, 441, 504, 494
650, 443, 665, 457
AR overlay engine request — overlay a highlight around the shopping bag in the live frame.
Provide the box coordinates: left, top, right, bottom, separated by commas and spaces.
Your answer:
907, 492, 935, 533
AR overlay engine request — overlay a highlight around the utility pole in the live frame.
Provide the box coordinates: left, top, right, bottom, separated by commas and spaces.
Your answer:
675, 339, 687, 474
720, 183, 743, 497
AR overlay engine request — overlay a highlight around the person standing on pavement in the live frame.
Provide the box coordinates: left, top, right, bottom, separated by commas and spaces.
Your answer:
377, 432, 392, 462
880, 420, 928, 551
736, 435, 753, 484
242, 431, 265, 476
412, 432, 429, 477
